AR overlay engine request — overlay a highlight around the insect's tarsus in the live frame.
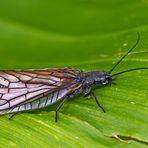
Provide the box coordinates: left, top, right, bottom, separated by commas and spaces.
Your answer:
108, 32, 140, 74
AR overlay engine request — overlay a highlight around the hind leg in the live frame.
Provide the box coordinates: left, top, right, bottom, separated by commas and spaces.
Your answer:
8, 113, 20, 120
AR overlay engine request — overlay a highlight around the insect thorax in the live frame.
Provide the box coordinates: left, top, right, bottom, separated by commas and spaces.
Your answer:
83, 71, 112, 86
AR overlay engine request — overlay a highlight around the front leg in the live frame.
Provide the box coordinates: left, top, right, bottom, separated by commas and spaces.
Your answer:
90, 92, 106, 113
83, 86, 106, 113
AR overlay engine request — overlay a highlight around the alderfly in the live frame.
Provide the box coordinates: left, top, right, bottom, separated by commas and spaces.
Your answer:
0, 33, 147, 122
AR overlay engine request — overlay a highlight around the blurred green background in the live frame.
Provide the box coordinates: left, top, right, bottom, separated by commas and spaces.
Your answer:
0, 0, 148, 147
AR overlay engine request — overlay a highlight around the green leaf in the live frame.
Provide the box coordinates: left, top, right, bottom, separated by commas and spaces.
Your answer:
0, 0, 148, 147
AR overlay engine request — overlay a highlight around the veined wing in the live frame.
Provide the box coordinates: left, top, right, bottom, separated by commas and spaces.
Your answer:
0, 67, 82, 114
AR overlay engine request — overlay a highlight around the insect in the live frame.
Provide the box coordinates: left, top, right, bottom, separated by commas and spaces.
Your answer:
0, 33, 147, 122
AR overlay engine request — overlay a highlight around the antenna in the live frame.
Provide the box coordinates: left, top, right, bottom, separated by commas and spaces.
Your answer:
108, 32, 140, 74
111, 68, 148, 77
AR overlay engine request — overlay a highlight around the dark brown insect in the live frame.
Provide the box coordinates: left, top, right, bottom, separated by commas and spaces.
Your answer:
0, 32, 147, 122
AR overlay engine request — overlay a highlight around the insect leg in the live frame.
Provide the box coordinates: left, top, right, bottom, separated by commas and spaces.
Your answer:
55, 97, 67, 122
8, 113, 20, 120
91, 92, 106, 113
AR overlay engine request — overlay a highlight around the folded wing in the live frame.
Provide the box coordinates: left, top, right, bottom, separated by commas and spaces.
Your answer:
0, 67, 81, 114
